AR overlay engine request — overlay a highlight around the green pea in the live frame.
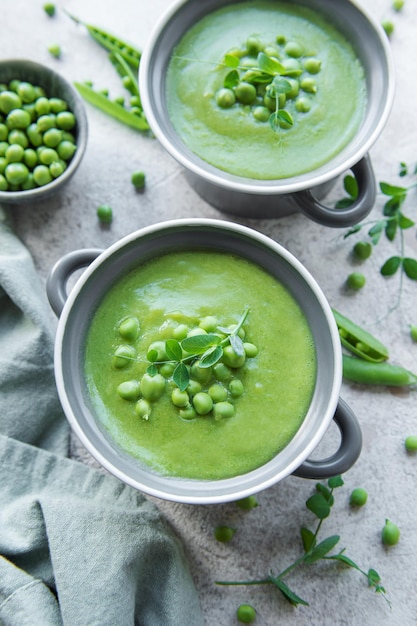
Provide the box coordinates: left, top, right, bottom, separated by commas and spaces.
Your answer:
214, 525, 236, 542
140, 373, 165, 402
353, 241, 373, 259
43, 128, 62, 148
213, 401, 235, 420
33, 86, 46, 99
236, 495, 258, 510
97, 204, 113, 224
27, 123, 43, 147
43, 2, 56, 16
173, 324, 188, 340
246, 36, 262, 56
284, 40, 304, 57
17, 82, 36, 104
118, 316, 140, 341
303, 57, 322, 74
49, 161, 64, 179
237, 604, 257, 624
0, 157, 6, 174
213, 362, 232, 382
243, 342, 258, 358
381, 519, 400, 546
199, 316, 217, 332
131, 170, 146, 189
4, 162, 28, 185
295, 97, 312, 113
21, 173, 36, 190
0, 142, 8, 157
135, 398, 151, 420
190, 362, 212, 383
300, 77, 317, 93
8, 129, 29, 148
160, 363, 175, 378
147, 340, 167, 361
37, 114, 55, 132
222, 345, 246, 368
229, 379, 244, 397
23, 148, 38, 169
23, 103, 36, 122
281, 57, 301, 72
48, 44, 62, 58
112, 344, 136, 369
346, 272, 366, 290
179, 405, 197, 420
56, 111, 75, 130
171, 388, 189, 407
392, 0, 405, 10
116, 380, 140, 401
405, 435, 417, 452
215, 88, 236, 108
186, 379, 202, 396
276, 34, 286, 45
35, 97, 51, 115
57, 140, 77, 161
33, 164, 52, 186
0, 91, 22, 114
350, 487, 368, 507
285, 78, 300, 100
263, 45, 279, 58
8, 80, 21, 93
382, 20, 394, 37
0, 174, 8, 191
263, 94, 277, 112
39, 147, 59, 165
192, 392, 213, 415
410, 325, 417, 342
61, 131, 76, 144
0, 123, 8, 141
252, 106, 270, 122
5, 143, 24, 162
208, 384, 228, 403
235, 82, 257, 104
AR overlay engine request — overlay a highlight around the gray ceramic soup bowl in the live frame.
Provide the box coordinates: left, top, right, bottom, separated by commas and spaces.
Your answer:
47, 219, 362, 504
0, 59, 88, 204
139, 0, 394, 226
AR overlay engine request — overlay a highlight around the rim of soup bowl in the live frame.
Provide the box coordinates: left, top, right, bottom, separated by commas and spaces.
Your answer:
139, 0, 395, 195
54, 218, 343, 504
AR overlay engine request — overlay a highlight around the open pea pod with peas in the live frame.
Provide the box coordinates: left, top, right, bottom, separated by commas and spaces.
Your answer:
333, 309, 417, 387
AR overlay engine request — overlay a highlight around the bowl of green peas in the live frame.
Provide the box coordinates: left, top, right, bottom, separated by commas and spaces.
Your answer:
0, 59, 88, 203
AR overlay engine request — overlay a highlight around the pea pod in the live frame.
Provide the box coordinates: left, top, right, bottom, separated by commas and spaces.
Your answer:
74, 82, 149, 131
333, 309, 389, 363
109, 51, 141, 102
66, 12, 141, 69
342, 355, 417, 387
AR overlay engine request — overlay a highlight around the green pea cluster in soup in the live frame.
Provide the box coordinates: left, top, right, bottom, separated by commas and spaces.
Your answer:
215, 33, 322, 132
112, 310, 258, 423
0, 80, 77, 191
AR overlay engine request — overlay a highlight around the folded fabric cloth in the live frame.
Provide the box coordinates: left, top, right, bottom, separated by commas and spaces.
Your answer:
0, 206, 203, 626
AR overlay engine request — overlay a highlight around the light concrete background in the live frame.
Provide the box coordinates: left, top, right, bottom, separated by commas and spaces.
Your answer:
3, 0, 417, 624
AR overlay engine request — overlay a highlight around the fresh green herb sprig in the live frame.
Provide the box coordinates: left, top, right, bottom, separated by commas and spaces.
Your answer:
146, 309, 249, 391
216, 476, 390, 608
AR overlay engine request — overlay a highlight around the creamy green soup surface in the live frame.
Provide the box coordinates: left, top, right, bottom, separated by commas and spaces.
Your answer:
84, 251, 316, 480
166, 0, 367, 180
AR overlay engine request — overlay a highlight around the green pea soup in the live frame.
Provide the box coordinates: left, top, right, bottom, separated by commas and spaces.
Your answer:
84, 250, 316, 480
166, 0, 367, 179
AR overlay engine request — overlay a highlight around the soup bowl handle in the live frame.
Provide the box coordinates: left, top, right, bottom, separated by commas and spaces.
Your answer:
292, 154, 376, 228
292, 397, 362, 479
46, 249, 102, 317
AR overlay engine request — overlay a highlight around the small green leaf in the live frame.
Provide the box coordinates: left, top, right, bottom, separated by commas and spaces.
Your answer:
326, 552, 361, 571
181, 333, 221, 354
403, 257, 417, 280
269, 576, 309, 606
224, 53, 239, 68
379, 181, 407, 196
343, 174, 358, 199
315, 483, 334, 505
199, 345, 223, 367
165, 339, 183, 361
367, 568, 382, 587
399, 161, 408, 177
306, 493, 331, 520
230, 333, 245, 356
146, 363, 158, 376
304, 535, 340, 564
272, 76, 293, 94
224, 69, 240, 89
257, 52, 285, 75
385, 218, 398, 241
300, 527, 316, 552
383, 195, 402, 216
380, 256, 402, 276
172, 362, 190, 391
336, 197, 355, 209
276, 109, 294, 126
242, 70, 274, 84
343, 224, 361, 238
147, 349, 159, 363
399, 213, 415, 229
368, 221, 385, 245
327, 475, 344, 489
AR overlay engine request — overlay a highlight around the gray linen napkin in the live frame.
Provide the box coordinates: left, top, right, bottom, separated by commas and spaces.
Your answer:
0, 206, 203, 626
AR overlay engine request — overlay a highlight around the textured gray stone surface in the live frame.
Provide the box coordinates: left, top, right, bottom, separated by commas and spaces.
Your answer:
3, 1, 417, 624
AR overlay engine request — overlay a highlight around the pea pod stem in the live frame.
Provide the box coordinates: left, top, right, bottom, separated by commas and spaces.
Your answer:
74, 82, 149, 131
65, 11, 141, 69
342, 354, 417, 387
